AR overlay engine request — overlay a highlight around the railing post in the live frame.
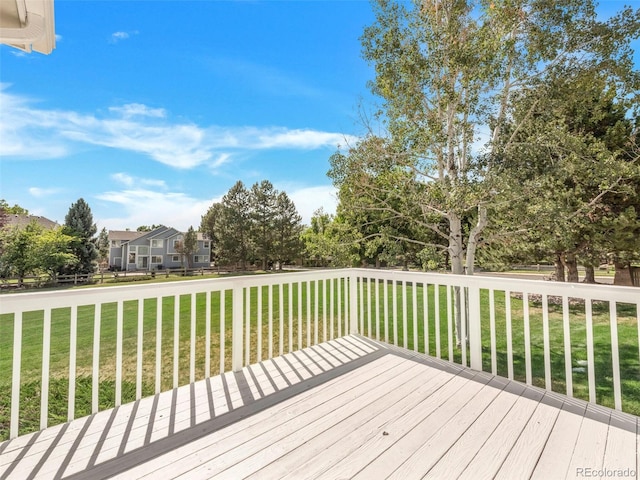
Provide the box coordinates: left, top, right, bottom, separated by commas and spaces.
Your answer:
349, 272, 358, 335
232, 281, 244, 371
468, 284, 483, 371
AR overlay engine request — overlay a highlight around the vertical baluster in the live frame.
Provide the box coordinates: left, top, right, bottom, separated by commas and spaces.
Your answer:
220, 290, 226, 374
384, 279, 389, 344
506, 291, 513, 380
562, 296, 572, 397
423, 282, 429, 355
523, 292, 531, 385
190, 294, 197, 383
155, 297, 162, 394
323, 279, 328, 343
375, 279, 380, 341
10, 311, 23, 439
257, 285, 263, 363
136, 299, 144, 399
412, 281, 418, 352
337, 278, 342, 338
447, 285, 453, 362
307, 281, 311, 347
314, 280, 319, 346
542, 294, 551, 390
402, 280, 407, 349
367, 278, 372, 338
585, 298, 595, 403
609, 301, 621, 410
393, 280, 398, 346
460, 288, 467, 367
245, 287, 251, 366
41, 308, 52, 429
173, 296, 180, 388
288, 283, 294, 352
298, 282, 303, 349
232, 284, 244, 372
489, 289, 497, 376
91, 304, 102, 413
435, 284, 441, 358
279, 283, 284, 355
330, 279, 335, 340
115, 301, 124, 406
269, 285, 274, 359
68, 306, 78, 422
359, 276, 364, 335
205, 291, 211, 378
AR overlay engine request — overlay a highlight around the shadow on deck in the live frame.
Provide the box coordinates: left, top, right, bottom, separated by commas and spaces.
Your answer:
1, 335, 638, 479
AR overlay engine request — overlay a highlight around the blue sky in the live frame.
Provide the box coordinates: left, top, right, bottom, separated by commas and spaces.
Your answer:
1, 0, 375, 231
1, 1, 637, 232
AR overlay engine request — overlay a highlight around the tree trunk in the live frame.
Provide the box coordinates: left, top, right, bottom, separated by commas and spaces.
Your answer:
613, 260, 633, 286
554, 252, 565, 282
448, 212, 464, 347
565, 253, 579, 283
465, 205, 488, 276
583, 265, 596, 283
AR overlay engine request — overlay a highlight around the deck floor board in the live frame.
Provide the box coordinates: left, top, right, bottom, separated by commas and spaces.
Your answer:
0, 335, 637, 480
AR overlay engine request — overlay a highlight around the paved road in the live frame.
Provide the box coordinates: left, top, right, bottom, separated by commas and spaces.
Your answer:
477, 271, 614, 284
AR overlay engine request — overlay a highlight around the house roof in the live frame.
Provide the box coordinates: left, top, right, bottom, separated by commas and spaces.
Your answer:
4, 214, 59, 230
0, 0, 56, 55
108, 230, 146, 242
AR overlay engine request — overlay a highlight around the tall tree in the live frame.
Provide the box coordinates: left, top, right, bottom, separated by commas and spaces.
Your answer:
96, 227, 110, 269
63, 198, 98, 274
217, 181, 253, 270
250, 180, 278, 270
200, 202, 223, 264
350, 0, 640, 277
272, 192, 303, 269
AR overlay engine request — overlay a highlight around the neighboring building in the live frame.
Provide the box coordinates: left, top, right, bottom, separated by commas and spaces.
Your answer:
108, 226, 211, 271
3, 214, 59, 230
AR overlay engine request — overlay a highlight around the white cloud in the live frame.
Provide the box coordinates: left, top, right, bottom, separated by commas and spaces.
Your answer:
111, 172, 167, 188
286, 185, 337, 225
109, 31, 138, 43
96, 188, 216, 231
109, 104, 166, 119
28, 187, 61, 197
0, 87, 357, 170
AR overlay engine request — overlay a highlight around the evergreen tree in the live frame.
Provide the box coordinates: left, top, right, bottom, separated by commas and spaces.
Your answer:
63, 198, 98, 274
218, 181, 252, 270
250, 180, 278, 270
273, 192, 303, 269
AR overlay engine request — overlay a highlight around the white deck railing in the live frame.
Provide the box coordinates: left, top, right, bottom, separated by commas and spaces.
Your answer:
0, 269, 638, 440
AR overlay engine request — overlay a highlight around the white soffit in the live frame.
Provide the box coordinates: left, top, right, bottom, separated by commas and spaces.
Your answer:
0, 0, 55, 54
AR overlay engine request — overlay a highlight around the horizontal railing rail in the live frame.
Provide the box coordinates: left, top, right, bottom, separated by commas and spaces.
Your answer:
1, 268, 638, 441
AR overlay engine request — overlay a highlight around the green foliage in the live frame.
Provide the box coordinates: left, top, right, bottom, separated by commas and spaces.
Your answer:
0, 199, 29, 215
63, 198, 98, 274
0, 222, 76, 282
202, 181, 304, 270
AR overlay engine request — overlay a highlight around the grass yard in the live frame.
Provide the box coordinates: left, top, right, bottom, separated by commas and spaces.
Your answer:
1, 279, 638, 441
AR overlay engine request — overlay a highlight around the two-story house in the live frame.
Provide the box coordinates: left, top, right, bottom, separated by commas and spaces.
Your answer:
108, 226, 211, 271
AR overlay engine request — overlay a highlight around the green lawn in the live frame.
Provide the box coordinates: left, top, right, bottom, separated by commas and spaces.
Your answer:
1, 279, 638, 440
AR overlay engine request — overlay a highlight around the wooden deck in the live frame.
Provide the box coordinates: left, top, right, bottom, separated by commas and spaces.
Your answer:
1, 335, 638, 479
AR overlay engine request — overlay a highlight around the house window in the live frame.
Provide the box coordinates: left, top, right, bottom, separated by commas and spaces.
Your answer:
194, 255, 208, 263
203, 241, 210, 249
151, 239, 163, 248
128, 252, 136, 264
173, 236, 183, 249
111, 240, 120, 247
172, 255, 180, 262
138, 246, 149, 255
151, 255, 163, 264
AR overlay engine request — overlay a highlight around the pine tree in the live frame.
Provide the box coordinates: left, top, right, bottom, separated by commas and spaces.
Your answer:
64, 198, 98, 274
